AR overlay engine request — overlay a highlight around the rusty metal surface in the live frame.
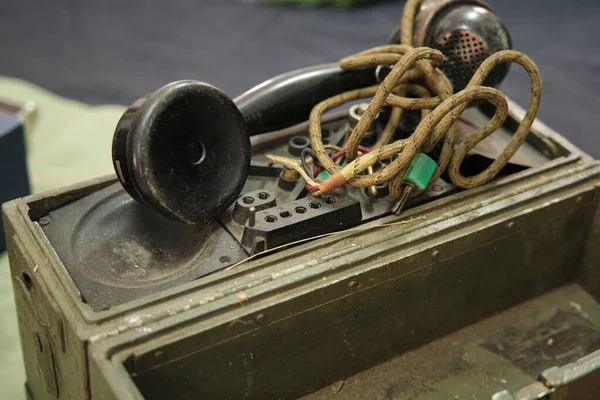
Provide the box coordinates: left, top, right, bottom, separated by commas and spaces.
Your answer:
542, 353, 600, 400
492, 350, 600, 400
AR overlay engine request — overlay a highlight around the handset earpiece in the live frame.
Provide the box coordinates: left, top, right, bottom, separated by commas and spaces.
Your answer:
112, 80, 250, 224
389, 0, 512, 91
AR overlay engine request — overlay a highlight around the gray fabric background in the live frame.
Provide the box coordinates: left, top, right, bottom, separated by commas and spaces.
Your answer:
0, 0, 599, 156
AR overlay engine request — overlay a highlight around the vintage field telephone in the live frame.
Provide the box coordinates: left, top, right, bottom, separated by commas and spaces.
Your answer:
4, 1, 600, 399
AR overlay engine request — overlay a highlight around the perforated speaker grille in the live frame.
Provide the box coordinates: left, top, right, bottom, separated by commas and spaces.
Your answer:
434, 29, 489, 91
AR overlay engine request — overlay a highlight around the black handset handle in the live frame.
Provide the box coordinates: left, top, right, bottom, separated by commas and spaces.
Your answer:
235, 63, 378, 136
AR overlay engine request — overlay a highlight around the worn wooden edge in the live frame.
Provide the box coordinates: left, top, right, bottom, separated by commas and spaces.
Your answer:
2, 175, 118, 337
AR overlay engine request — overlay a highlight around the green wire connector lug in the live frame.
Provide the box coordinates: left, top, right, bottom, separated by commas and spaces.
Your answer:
403, 153, 437, 190
317, 169, 331, 182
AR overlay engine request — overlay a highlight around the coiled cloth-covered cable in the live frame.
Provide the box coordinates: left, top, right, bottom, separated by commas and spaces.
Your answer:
308, 0, 542, 199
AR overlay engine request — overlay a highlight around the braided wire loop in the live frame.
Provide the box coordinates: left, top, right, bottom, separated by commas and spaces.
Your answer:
307, 0, 542, 198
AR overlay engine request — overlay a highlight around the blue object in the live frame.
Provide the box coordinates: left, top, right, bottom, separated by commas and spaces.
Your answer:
0, 111, 30, 253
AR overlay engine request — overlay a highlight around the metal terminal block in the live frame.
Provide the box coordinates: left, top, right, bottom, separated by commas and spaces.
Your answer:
232, 189, 277, 224
241, 193, 362, 253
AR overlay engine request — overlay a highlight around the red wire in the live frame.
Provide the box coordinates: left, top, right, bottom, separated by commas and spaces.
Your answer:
306, 146, 371, 191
